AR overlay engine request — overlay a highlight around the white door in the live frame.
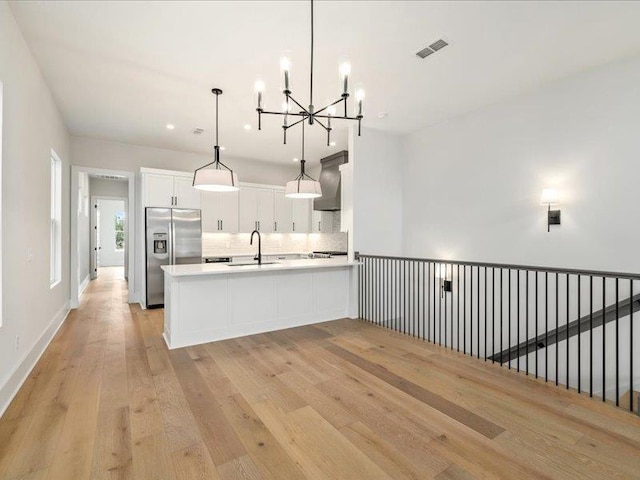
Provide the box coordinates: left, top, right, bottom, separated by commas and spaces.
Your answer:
274, 191, 293, 233
239, 187, 259, 232
218, 190, 239, 233
256, 189, 275, 233
292, 199, 311, 233
145, 174, 174, 207
174, 176, 201, 209
200, 191, 221, 232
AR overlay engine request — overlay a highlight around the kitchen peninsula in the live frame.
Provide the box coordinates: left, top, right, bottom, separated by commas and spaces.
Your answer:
161, 257, 358, 349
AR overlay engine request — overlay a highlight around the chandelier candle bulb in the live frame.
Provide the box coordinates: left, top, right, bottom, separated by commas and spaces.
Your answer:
340, 62, 351, 95
254, 80, 265, 109
356, 89, 365, 116
280, 57, 291, 91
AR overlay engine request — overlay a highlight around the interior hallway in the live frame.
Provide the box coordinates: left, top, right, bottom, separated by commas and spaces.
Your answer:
0, 271, 639, 479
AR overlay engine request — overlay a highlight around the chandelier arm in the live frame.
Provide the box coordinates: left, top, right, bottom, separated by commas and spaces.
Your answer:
286, 94, 309, 114
313, 118, 329, 132
314, 97, 346, 116
259, 110, 306, 118
283, 116, 308, 130
314, 114, 363, 121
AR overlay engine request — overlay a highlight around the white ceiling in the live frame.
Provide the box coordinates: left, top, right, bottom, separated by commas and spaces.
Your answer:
9, 1, 640, 165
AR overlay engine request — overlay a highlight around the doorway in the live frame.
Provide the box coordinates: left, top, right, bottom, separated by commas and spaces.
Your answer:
91, 197, 127, 280
70, 166, 136, 308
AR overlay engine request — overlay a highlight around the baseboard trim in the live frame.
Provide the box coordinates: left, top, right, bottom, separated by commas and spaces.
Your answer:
79, 274, 90, 297
0, 301, 70, 419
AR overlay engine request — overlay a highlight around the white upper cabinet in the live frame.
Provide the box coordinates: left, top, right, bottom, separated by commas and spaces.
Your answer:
292, 199, 311, 233
239, 187, 275, 233
173, 176, 201, 209
274, 191, 293, 233
144, 173, 175, 208
143, 172, 200, 209
201, 191, 239, 233
312, 210, 334, 234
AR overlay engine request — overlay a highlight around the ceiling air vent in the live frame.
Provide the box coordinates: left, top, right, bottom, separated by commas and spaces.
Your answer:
416, 38, 449, 59
193, 128, 204, 135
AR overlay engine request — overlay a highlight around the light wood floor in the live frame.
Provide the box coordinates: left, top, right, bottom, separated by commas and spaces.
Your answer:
1, 270, 640, 479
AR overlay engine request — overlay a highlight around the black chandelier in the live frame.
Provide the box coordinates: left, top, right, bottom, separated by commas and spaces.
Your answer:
253, 0, 365, 146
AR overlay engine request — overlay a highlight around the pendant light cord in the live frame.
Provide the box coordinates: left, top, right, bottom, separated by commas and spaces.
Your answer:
310, 0, 314, 107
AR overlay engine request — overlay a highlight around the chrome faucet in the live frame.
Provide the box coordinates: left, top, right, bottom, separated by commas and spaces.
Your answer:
250, 229, 262, 265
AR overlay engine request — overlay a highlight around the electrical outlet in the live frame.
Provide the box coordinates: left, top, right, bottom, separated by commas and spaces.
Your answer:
15, 335, 20, 351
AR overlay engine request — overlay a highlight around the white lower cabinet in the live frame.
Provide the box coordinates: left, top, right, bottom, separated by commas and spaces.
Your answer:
201, 190, 239, 233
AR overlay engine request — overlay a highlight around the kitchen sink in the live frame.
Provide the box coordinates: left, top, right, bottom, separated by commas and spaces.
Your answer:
225, 262, 280, 267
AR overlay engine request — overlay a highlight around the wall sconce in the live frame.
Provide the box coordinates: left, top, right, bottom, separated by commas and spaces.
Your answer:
540, 188, 561, 232
437, 264, 452, 297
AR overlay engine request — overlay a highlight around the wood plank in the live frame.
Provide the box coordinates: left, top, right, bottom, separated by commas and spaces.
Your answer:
171, 443, 220, 480
325, 344, 505, 439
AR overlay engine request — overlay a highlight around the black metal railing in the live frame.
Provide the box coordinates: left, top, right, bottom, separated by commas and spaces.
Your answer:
357, 253, 640, 414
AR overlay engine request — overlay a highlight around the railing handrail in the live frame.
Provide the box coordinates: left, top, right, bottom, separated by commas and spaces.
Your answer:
356, 253, 640, 281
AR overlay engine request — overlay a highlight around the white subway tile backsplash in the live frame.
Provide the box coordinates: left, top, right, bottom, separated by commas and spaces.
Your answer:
202, 232, 347, 257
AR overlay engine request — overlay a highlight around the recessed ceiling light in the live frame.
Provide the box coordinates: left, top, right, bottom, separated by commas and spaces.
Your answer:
166, 123, 175, 130
244, 124, 252, 130
377, 112, 388, 119
329, 141, 336, 147
293, 157, 299, 162
220, 146, 226, 151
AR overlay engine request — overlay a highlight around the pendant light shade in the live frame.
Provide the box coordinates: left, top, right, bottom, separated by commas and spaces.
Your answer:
193, 166, 238, 192
285, 177, 322, 198
193, 88, 239, 192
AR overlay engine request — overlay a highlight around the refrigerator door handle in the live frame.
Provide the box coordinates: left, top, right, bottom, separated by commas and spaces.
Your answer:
169, 215, 175, 264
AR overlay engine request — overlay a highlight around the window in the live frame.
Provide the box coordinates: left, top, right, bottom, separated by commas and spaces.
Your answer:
115, 211, 125, 251
50, 150, 62, 288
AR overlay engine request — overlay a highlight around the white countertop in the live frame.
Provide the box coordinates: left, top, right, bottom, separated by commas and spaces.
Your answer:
162, 257, 358, 277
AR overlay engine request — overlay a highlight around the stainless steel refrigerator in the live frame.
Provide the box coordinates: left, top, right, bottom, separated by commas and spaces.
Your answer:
145, 208, 202, 308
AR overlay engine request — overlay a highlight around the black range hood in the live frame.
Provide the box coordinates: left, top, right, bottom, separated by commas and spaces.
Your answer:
313, 150, 348, 211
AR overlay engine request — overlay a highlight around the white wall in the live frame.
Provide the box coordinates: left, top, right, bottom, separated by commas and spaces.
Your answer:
0, 1, 71, 415
350, 127, 403, 256
77, 172, 90, 289
97, 199, 125, 267
72, 136, 298, 185
90, 177, 128, 197
402, 54, 640, 273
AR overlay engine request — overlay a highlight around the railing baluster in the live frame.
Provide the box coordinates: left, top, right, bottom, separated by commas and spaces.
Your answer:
554, 272, 560, 386
533, 272, 540, 378
477, 266, 480, 359
427, 263, 431, 342
526, 270, 529, 375
484, 267, 488, 361
603, 276, 606, 402
517, 269, 520, 372
508, 269, 511, 369
469, 265, 472, 355
615, 277, 619, 406
464, 266, 467, 355
457, 265, 461, 352
545, 272, 549, 383
492, 268, 496, 363
590, 275, 594, 397
500, 268, 503, 365
566, 274, 570, 389
630, 279, 634, 413
578, 275, 581, 393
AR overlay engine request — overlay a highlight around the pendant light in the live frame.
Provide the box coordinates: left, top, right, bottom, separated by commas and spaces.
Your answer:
193, 88, 239, 192
285, 120, 322, 199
